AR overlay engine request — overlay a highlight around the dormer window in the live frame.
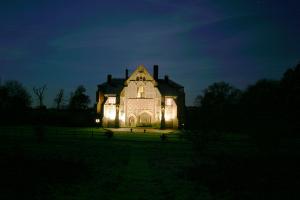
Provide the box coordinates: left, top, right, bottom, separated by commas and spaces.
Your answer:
137, 86, 145, 98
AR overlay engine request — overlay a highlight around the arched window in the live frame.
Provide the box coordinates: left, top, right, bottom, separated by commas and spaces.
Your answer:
137, 86, 145, 98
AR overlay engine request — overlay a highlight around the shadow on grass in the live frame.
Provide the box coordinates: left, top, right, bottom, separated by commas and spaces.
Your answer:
104, 129, 114, 138
0, 147, 89, 200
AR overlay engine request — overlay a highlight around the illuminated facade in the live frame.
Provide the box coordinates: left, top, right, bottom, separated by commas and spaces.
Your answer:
96, 65, 185, 129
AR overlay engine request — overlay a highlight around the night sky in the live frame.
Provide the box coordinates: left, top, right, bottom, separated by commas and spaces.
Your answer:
1, 0, 299, 107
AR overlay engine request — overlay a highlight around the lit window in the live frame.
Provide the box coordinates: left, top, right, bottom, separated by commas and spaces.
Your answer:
104, 106, 116, 120
137, 86, 145, 98
107, 97, 116, 104
166, 98, 172, 106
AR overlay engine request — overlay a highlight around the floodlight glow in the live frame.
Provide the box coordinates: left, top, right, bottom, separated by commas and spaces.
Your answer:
120, 111, 125, 122
107, 109, 116, 120
165, 113, 173, 121
104, 104, 116, 120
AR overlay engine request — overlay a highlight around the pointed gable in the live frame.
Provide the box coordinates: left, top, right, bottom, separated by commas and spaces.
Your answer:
125, 65, 157, 86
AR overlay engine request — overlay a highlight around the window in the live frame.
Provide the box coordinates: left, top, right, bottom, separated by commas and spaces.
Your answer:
107, 97, 116, 104
166, 98, 172, 106
137, 86, 145, 98
139, 76, 145, 81
104, 105, 116, 120
136, 74, 145, 81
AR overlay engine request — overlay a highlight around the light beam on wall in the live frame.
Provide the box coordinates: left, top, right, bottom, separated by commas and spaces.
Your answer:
105, 106, 116, 120
104, 97, 117, 120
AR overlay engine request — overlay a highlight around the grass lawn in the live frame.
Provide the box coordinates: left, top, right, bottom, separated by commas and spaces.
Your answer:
0, 126, 299, 200
0, 126, 207, 200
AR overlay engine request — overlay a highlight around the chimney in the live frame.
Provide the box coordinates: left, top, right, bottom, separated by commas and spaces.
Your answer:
164, 75, 169, 83
107, 74, 112, 84
153, 65, 158, 80
125, 69, 129, 79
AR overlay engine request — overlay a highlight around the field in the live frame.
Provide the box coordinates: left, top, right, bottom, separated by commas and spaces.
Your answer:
0, 126, 299, 200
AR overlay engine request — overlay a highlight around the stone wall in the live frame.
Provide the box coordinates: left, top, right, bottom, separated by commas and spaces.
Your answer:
121, 79, 161, 127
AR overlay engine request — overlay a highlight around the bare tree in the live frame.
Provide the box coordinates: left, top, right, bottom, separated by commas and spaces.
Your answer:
54, 89, 64, 110
33, 84, 47, 108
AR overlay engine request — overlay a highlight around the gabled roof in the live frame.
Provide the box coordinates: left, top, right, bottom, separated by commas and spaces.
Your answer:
97, 65, 184, 96
125, 64, 157, 86
97, 78, 125, 95
98, 77, 184, 97
157, 79, 184, 96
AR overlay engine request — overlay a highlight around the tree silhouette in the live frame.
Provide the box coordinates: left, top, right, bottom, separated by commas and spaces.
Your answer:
69, 85, 90, 111
195, 82, 242, 132
280, 63, 300, 134
33, 85, 47, 108
54, 89, 64, 110
242, 79, 282, 152
242, 79, 280, 115
0, 80, 31, 111
196, 81, 241, 108
281, 63, 300, 108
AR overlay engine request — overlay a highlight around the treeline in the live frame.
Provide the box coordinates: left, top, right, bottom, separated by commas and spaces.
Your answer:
1, 63, 299, 131
0, 83, 94, 126
186, 63, 300, 138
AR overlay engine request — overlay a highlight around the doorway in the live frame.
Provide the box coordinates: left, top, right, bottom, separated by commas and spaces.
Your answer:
139, 112, 151, 126
129, 116, 136, 127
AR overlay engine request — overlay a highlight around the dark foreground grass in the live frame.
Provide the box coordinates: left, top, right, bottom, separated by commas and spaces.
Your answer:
0, 136, 130, 199
0, 126, 202, 200
0, 126, 299, 200
183, 132, 300, 200
183, 154, 300, 200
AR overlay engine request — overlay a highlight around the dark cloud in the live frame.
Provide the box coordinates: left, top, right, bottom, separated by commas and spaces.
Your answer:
0, 0, 299, 106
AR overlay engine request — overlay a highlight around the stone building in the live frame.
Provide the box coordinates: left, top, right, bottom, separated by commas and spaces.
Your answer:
96, 65, 185, 128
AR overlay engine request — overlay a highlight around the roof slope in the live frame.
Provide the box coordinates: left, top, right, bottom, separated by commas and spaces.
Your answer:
98, 78, 184, 96
97, 78, 125, 95
157, 79, 184, 96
